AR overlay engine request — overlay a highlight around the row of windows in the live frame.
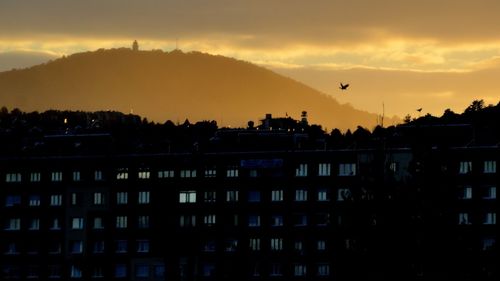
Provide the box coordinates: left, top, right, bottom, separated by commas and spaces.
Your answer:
459, 160, 497, 174
179, 214, 331, 228
203, 238, 328, 252
1, 263, 165, 279
4, 216, 150, 231
458, 212, 497, 225
458, 186, 496, 200
4, 191, 150, 207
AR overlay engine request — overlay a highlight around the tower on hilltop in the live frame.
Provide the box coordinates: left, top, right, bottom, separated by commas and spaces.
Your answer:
132, 40, 139, 51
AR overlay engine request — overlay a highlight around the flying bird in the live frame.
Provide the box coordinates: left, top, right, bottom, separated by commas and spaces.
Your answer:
416, 108, 422, 112
339, 83, 349, 90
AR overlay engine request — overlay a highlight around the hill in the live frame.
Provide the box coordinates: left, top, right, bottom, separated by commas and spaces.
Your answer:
0, 48, 398, 130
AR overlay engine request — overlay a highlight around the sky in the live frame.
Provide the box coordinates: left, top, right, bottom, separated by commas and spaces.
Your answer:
1, 0, 500, 119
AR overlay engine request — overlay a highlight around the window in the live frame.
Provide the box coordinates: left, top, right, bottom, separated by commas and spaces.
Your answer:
295, 189, 308, 201
204, 168, 217, 178
271, 215, 284, 227
270, 264, 282, 276
137, 240, 150, 253
29, 195, 40, 206
50, 218, 61, 230
92, 266, 104, 278
70, 240, 83, 254
337, 188, 352, 201
29, 218, 40, 230
48, 241, 61, 254
482, 237, 496, 251
225, 239, 238, 252
153, 265, 165, 278
30, 172, 41, 182
116, 216, 128, 228
138, 216, 150, 228
203, 240, 216, 252
179, 215, 196, 227
93, 241, 105, 253
204, 191, 216, 203
50, 194, 62, 206
271, 190, 283, 202
459, 186, 472, 199
94, 170, 103, 181
179, 191, 196, 203
249, 238, 260, 251
389, 162, 398, 172
316, 213, 330, 226
294, 214, 308, 226
270, 238, 283, 251
71, 192, 79, 206
27, 266, 40, 279
72, 171, 81, 181
248, 191, 261, 202
70, 265, 82, 278
227, 167, 239, 177
251, 263, 260, 277
116, 192, 128, 205
48, 265, 61, 278
318, 163, 331, 176
180, 169, 197, 178
138, 191, 150, 204
72, 218, 84, 229
5, 173, 21, 182
202, 264, 215, 277
204, 214, 216, 226
5, 195, 21, 207
317, 189, 329, 201
459, 161, 472, 174
116, 168, 128, 180
484, 160, 496, 173
138, 170, 150, 179
115, 264, 127, 278
458, 213, 471, 225
5, 242, 19, 254
116, 240, 128, 253
484, 213, 496, 225
294, 240, 303, 253
294, 264, 307, 276
248, 215, 261, 227
317, 240, 326, 251
339, 163, 356, 176
249, 169, 259, 177
135, 264, 149, 278
226, 190, 239, 202
484, 186, 496, 199
158, 170, 174, 178
296, 163, 308, 177
317, 263, 330, 276
94, 192, 104, 205
5, 218, 21, 230
51, 171, 63, 182
93, 217, 104, 229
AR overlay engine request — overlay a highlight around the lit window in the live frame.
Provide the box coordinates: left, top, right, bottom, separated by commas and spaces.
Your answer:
294, 214, 307, 226
50, 194, 62, 206
135, 264, 149, 278
249, 238, 260, 251
339, 163, 356, 176
271, 190, 283, 202
294, 264, 307, 276
484, 160, 496, 174
248, 191, 261, 202
271, 215, 284, 227
295, 189, 308, 201
248, 215, 261, 227
5, 173, 22, 183
71, 193, 78, 205
204, 168, 217, 178
203, 214, 216, 226
158, 170, 174, 178
179, 215, 196, 227
70, 265, 82, 278
484, 186, 496, 199
115, 240, 128, 253
459, 161, 472, 174
51, 171, 63, 182
116, 168, 128, 180
94, 170, 103, 181
317, 189, 329, 201
317, 240, 326, 251
116, 192, 128, 205
317, 263, 330, 276
70, 240, 83, 254
138, 216, 150, 228
226, 190, 239, 202
138, 191, 150, 204
29, 218, 40, 230
204, 191, 216, 203
138, 170, 150, 179
296, 163, 308, 177
270, 238, 283, 251
72, 218, 84, 229
225, 239, 238, 252
389, 162, 398, 172
180, 169, 197, 178
72, 171, 81, 181
458, 213, 471, 225
227, 167, 239, 177
94, 192, 104, 205
294, 240, 303, 253
337, 188, 352, 201
93, 217, 104, 229
50, 218, 61, 230
318, 163, 331, 176
116, 216, 128, 228
5, 195, 21, 207
137, 240, 150, 253
29, 195, 40, 206
179, 191, 196, 203
5, 218, 21, 230
30, 172, 41, 182
484, 213, 496, 225
459, 186, 472, 199
482, 237, 496, 251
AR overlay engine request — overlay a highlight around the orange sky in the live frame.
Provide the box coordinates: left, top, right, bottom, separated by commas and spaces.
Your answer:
1, 0, 500, 118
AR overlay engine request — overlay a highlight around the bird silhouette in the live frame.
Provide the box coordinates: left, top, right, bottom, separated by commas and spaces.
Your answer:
416, 108, 422, 112
339, 83, 349, 90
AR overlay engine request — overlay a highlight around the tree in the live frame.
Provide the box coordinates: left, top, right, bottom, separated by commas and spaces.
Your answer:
464, 99, 484, 113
